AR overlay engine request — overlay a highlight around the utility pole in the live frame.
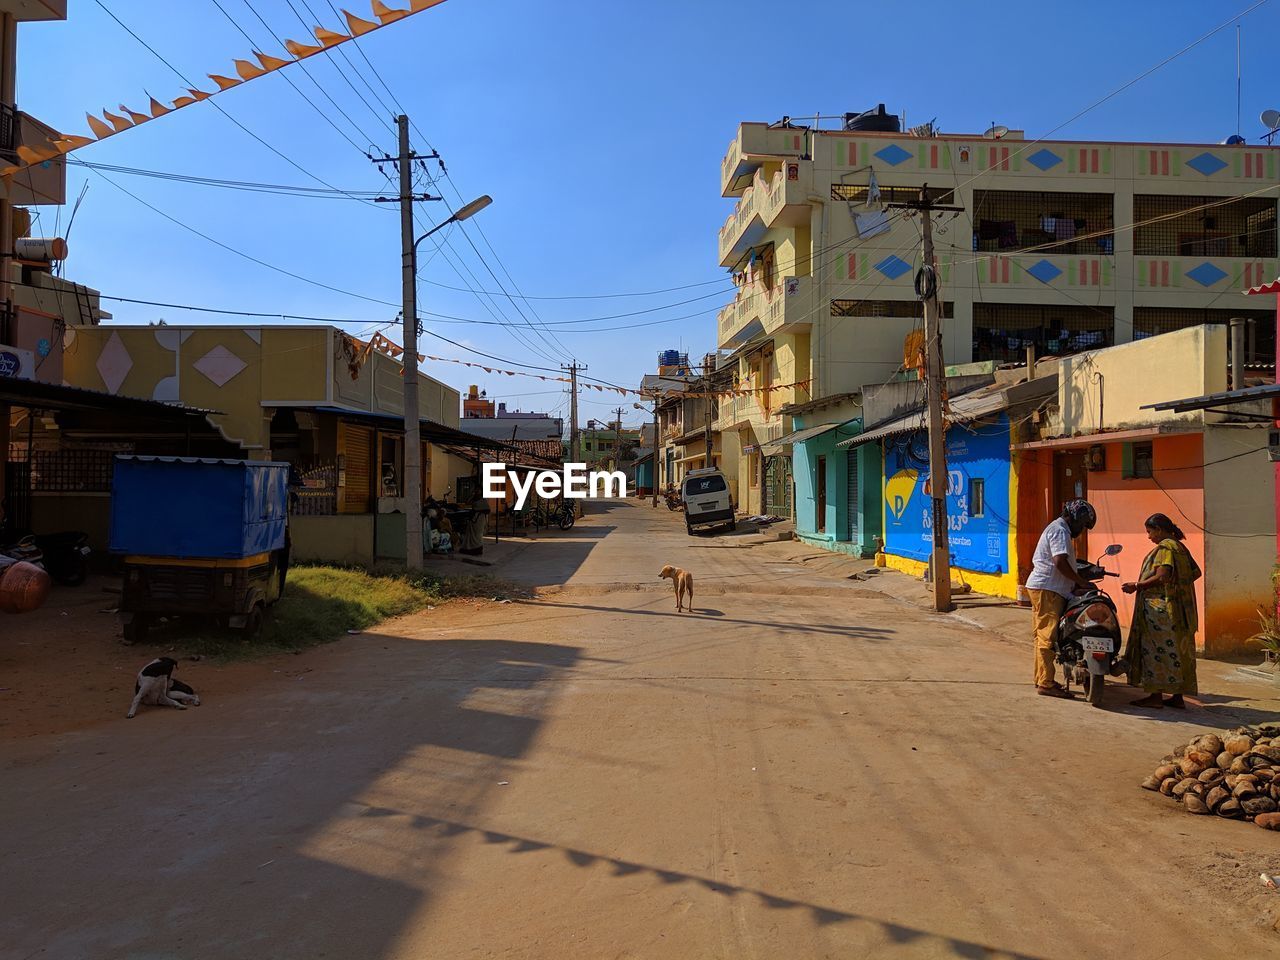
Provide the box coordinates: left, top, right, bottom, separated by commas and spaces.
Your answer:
650, 396, 659, 507
395, 115, 425, 570
563, 361, 585, 464
702, 363, 714, 467
888, 185, 964, 613
612, 406, 625, 472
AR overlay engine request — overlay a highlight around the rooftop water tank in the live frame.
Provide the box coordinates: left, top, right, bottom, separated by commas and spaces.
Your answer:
844, 104, 901, 133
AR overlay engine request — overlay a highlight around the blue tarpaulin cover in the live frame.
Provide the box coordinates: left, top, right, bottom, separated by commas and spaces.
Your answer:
109, 457, 288, 559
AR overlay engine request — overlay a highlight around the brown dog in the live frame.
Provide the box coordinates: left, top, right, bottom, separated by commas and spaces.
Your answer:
659, 565, 694, 613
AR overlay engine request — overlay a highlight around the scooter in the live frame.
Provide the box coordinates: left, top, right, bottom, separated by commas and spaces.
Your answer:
1054, 543, 1126, 708
662, 486, 683, 511
31, 531, 91, 586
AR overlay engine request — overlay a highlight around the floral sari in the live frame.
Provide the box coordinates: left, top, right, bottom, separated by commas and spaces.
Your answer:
1126, 538, 1201, 695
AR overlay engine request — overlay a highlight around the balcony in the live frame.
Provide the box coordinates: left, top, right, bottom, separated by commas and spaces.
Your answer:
721, 122, 809, 197
0, 108, 66, 205
717, 275, 813, 350
718, 163, 813, 266
0, 1, 66, 21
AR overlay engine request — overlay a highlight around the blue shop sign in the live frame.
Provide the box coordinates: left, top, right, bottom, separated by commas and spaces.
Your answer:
883, 416, 1011, 575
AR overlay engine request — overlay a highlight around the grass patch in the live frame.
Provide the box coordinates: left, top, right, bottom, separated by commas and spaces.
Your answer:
139, 564, 526, 661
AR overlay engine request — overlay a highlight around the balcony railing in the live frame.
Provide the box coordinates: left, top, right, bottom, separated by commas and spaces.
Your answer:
718, 165, 812, 265
720, 123, 809, 197
0, 103, 17, 162
717, 276, 813, 349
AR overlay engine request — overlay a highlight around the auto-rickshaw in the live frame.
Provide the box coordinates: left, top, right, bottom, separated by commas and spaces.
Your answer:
110, 456, 290, 641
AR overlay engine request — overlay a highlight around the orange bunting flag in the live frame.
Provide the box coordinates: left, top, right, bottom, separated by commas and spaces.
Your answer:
0, 1, 452, 185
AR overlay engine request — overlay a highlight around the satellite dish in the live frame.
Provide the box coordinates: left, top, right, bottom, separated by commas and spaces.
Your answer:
983, 124, 1009, 140
1262, 109, 1280, 130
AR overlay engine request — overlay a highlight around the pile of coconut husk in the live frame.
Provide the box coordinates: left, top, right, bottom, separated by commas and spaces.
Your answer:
1141, 724, 1280, 829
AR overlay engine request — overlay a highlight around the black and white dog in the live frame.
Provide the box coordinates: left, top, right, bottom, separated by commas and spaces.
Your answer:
126, 657, 201, 719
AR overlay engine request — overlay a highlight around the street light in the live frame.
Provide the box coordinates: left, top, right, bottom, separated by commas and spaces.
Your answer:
401, 192, 494, 569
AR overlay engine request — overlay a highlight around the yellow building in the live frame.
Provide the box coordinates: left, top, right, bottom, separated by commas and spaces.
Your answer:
716, 114, 1280, 515
61, 323, 494, 565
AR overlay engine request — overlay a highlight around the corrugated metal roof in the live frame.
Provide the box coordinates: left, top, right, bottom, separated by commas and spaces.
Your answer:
1143, 382, 1280, 413
758, 422, 843, 456
836, 375, 1057, 449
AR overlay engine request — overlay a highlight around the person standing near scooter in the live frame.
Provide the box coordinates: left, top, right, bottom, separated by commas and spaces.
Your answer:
1025, 499, 1097, 698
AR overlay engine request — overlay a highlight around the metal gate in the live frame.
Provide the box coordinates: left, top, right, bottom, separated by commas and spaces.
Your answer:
2, 462, 30, 537
763, 456, 793, 517
846, 449, 861, 543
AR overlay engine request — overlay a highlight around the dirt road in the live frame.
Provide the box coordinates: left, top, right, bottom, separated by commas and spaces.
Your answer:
3, 499, 1278, 959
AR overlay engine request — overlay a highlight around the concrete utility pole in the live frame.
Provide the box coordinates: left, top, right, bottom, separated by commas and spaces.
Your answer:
889, 185, 964, 613
650, 397, 659, 507
702, 364, 714, 466
611, 406, 625, 471
396, 115, 425, 570
563, 361, 585, 463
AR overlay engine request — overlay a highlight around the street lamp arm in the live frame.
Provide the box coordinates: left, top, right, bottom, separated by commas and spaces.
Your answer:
412, 194, 493, 254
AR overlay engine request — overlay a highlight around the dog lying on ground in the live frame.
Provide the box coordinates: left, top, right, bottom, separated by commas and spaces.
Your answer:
126, 657, 201, 719
659, 565, 694, 613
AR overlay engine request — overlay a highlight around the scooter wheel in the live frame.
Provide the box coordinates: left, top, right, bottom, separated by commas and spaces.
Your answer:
1085, 673, 1105, 708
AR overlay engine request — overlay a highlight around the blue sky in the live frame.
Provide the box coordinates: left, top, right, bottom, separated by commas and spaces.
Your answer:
19, 0, 1280, 427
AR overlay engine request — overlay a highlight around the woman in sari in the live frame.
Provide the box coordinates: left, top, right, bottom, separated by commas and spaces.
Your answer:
1122, 513, 1202, 709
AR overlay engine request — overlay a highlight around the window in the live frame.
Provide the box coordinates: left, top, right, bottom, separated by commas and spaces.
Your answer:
1134, 194, 1277, 257
832, 184, 954, 206
1123, 442, 1154, 479
832, 299, 953, 319
684, 475, 727, 495
971, 190, 1114, 256
969, 478, 985, 518
972, 303, 1113, 363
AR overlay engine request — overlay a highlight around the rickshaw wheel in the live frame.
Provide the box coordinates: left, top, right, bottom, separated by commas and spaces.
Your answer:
242, 604, 264, 641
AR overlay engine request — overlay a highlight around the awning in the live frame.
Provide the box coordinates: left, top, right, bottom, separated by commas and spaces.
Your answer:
0, 378, 217, 420
1246, 277, 1280, 296
306, 405, 516, 451
758, 421, 843, 456
677, 451, 708, 464
836, 374, 1058, 449
1142, 382, 1280, 414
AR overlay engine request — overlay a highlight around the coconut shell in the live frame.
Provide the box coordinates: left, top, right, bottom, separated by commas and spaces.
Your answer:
1185, 794, 1210, 815
1216, 751, 1233, 770
1271, 784, 1280, 803
1195, 735, 1224, 757
1198, 768, 1224, 784
1154, 763, 1178, 781
1242, 796, 1278, 818
1141, 775, 1162, 791
1178, 758, 1209, 778
1206, 785, 1231, 811
1230, 756, 1252, 774
1225, 735, 1254, 756
1251, 746, 1280, 764
1233, 781, 1259, 799
1218, 798, 1244, 819
1173, 778, 1199, 799
1160, 777, 1179, 797
1254, 812, 1280, 830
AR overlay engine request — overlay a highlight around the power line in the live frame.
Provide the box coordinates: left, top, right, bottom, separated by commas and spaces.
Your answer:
66, 159, 384, 200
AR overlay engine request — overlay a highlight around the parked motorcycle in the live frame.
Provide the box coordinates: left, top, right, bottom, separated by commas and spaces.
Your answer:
662, 486, 683, 512
32, 532, 91, 586
1054, 543, 1126, 708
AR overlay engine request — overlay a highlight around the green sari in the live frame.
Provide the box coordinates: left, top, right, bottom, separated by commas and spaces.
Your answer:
1126, 538, 1201, 695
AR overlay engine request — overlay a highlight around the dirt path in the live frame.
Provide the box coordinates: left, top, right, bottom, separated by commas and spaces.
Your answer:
2, 499, 1278, 959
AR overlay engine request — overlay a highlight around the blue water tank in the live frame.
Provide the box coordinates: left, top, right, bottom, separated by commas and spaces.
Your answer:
109, 456, 289, 559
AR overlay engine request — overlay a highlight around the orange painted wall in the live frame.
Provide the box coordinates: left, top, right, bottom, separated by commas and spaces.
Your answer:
1086, 434, 1207, 649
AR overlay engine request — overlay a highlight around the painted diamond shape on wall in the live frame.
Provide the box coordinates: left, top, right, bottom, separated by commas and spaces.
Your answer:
873, 255, 913, 280
1186, 152, 1228, 176
193, 345, 247, 387
1186, 261, 1228, 287
873, 144, 912, 166
1026, 148, 1062, 171
95, 331, 133, 394
1025, 259, 1063, 284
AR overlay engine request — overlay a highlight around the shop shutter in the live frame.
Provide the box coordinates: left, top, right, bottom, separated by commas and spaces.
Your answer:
340, 423, 374, 514
846, 449, 860, 543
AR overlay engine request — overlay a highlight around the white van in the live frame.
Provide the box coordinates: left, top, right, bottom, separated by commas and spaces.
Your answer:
682, 468, 735, 535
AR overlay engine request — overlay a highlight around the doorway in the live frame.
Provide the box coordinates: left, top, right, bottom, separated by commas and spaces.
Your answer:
1053, 450, 1089, 557
816, 455, 827, 533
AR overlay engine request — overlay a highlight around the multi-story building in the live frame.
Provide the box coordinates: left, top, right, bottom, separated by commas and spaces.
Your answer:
460, 385, 564, 443
715, 111, 1280, 518
640, 352, 729, 495
578, 419, 643, 470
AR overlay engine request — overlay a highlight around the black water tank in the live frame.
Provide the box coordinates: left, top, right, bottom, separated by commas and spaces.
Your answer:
844, 104, 900, 133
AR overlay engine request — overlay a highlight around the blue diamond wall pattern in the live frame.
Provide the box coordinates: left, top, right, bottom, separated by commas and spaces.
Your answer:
1186, 152, 1228, 176
1025, 259, 1063, 284
1026, 148, 1063, 171
873, 144, 912, 167
1185, 262, 1228, 287
873, 255, 912, 280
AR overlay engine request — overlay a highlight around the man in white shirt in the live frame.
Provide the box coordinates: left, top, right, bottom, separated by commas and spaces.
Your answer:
1025, 499, 1096, 697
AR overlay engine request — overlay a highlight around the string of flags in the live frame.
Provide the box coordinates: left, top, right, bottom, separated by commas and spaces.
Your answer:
1, 0, 449, 183
346, 332, 813, 400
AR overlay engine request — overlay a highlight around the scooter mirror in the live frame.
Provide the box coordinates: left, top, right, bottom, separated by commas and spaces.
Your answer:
1103, 543, 1123, 556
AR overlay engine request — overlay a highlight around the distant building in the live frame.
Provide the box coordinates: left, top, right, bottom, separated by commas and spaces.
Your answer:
459, 384, 564, 441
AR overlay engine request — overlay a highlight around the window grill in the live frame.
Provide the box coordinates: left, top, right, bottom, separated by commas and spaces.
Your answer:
832, 184, 954, 205
973, 303, 1114, 363
290, 462, 337, 516
971, 190, 1114, 256
11, 446, 130, 493
1133, 195, 1276, 257
1133, 307, 1276, 364
831, 299, 952, 318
